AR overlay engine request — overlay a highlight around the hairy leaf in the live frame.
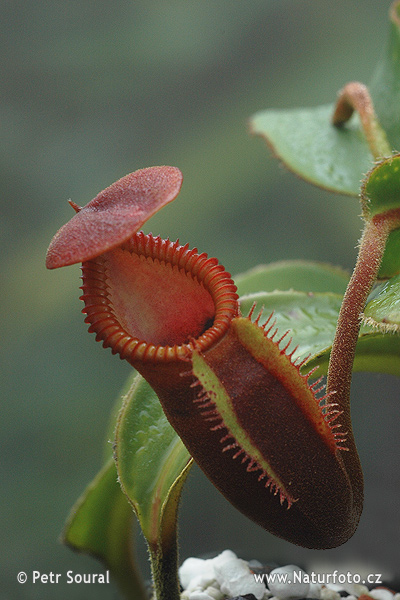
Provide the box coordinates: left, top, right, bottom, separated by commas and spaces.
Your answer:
363, 273, 400, 332
239, 291, 342, 365
239, 291, 400, 378
361, 154, 400, 277
362, 154, 400, 217
115, 374, 192, 550
63, 459, 147, 600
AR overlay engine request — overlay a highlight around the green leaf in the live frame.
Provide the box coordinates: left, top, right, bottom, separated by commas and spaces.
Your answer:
103, 372, 137, 463
239, 290, 342, 365
362, 154, 400, 217
379, 228, 400, 278
235, 260, 350, 297
308, 330, 400, 378
239, 291, 400, 378
370, 1, 400, 149
251, 5, 400, 196
363, 273, 400, 332
114, 374, 192, 550
63, 459, 148, 600
361, 154, 400, 277
250, 104, 371, 196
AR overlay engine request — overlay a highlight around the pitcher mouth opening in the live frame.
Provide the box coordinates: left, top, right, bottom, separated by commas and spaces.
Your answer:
80, 232, 239, 364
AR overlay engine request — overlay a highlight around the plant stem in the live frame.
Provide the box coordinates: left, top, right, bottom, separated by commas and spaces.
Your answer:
332, 82, 391, 160
148, 540, 181, 600
325, 213, 398, 510
326, 212, 398, 409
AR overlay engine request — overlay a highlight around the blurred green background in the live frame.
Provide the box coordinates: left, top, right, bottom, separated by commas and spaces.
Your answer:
2, 1, 399, 598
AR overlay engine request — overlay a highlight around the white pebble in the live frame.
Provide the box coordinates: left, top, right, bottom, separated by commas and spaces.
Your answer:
179, 557, 216, 592
267, 565, 309, 600
214, 551, 267, 600
308, 582, 322, 598
369, 590, 395, 600
325, 581, 369, 597
248, 559, 264, 569
349, 584, 370, 597
213, 549, 240, 568
204, 586, 225, 600
187, 592, 215, 600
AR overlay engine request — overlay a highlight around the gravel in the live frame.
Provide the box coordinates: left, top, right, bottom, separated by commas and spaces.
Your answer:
179, 550, 399, 600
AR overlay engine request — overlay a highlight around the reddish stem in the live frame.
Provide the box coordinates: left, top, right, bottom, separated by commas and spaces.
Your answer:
327, 209, 400, 409
332, 82, 391, 160
326, 211, 400, 511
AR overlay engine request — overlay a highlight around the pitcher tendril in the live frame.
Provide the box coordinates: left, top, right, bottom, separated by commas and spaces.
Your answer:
332, 81, 391, 160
